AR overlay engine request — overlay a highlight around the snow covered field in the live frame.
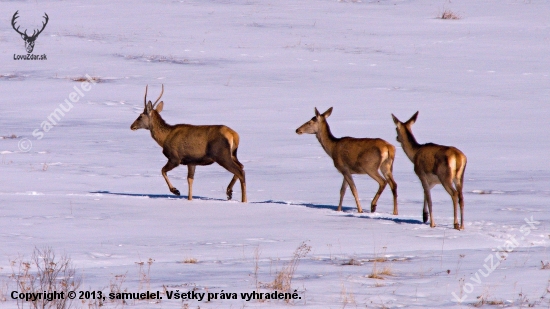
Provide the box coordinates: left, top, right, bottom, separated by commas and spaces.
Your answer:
1, 0, 549, 307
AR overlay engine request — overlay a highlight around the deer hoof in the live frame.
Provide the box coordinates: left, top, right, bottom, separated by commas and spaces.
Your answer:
371, 205, 377, 213
423, 212, 429, 223
454, 223, 461, 230
171, 188, 180, 196
226, 189, 233, 200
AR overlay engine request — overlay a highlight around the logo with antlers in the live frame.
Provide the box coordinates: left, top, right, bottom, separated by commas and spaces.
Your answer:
11, 11, 49, 54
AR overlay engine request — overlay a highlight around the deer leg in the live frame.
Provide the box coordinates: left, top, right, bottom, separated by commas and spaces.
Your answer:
217, 157, 247, 203
240, 172, 247, 203
380, 163, 398, 215
226, 176, 238, 200
458, 190, 465, 230
226, 155, 243, 200
337, 178, 348, 211
366, 170, 387, 213
453, 178, 465, 230
233, 156, 247, 202
421, 181, 435, 223
187, 165, 196, 201
442, 179, 459, 230
162, 160, 180, 196
343, 173, 362, 213
456, 180, 465, 230
420, 179, 435, 227
422, 195, 429, 223
387, 174, 398, 215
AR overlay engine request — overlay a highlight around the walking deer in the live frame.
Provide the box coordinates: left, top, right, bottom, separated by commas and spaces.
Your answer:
391, 112, 466, 230
296, 107, 398, 214
131, 85, 247, 202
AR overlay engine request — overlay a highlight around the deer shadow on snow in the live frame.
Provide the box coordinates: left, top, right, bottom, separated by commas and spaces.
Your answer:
88, 192, 422, 224
90, 190, 226, 202
253, 200, 423, 225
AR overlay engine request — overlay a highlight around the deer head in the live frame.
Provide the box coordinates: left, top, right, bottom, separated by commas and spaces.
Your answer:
131, 85, 164, 131
296, 107, 333, 135
391, 111, 418, 144
12, 11, 49, 54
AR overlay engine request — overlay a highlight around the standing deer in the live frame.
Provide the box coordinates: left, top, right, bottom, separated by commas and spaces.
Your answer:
391, 112, 466, 230
131, 85, 247, 202
296, 107, 398, 214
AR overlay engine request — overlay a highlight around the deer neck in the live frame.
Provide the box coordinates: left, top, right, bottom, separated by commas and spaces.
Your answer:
315, 120, 339, 156
400, 128, 421, 162
149, 112, 172, 147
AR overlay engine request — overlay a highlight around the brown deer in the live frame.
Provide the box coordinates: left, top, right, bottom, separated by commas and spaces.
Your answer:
296, 107, 398, 214
391, 112, 466, 230
131, 85, 247, 202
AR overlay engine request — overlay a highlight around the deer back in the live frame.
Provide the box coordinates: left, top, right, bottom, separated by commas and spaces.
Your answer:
332, 137, 394, 173
413, 144, 466, 178
162, 124, 239, 162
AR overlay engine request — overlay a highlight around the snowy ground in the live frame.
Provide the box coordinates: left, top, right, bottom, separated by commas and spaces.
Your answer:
1, 0, 549, 308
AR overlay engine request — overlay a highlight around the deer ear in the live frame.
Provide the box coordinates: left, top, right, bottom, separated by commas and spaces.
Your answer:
155, 101, 164, 113
406, 111, 419, 125
391, 114, 400, 125
146, 101, 153, 114
322, 107, 333, 118
314, 107, 321, 117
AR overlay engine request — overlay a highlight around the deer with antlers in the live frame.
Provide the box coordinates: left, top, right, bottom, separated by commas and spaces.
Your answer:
296, 107, 398, 214
131, 85, 247, 202
391, 112, 467, 230
11, 11, 49, 53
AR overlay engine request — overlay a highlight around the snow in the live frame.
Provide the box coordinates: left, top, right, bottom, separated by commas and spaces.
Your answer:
1, 0, 549, 308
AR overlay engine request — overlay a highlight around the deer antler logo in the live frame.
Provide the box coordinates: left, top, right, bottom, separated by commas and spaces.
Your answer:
11, 11, 49, 54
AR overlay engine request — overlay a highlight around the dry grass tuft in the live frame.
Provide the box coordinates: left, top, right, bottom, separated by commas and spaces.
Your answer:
0, 274, 7, 303
367, 247, 394, 280
473, 287, 506, 307
541, 261, 550, 269
368, 265, 393, 279
342, 258, 362, 266
71, 76, 103, 83
253, 246, 261, 293
368, 254, 394, 281
474, 297, 504, 307
135, 258, 154, 292
267, 242, 311, 296
0, 134, 17, 139
9, 247, 81, 309
440, 10, 460, 20
379, 265, 393, 276
367, 273, 384, 280
183, 258, 198, 264
89, 273, 127, 307
340, 282, 356, 307
367, 257, 389, 263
